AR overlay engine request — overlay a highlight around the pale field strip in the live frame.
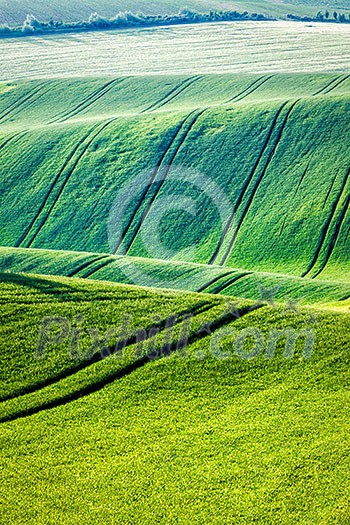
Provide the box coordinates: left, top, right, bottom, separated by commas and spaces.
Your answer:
0, 21, 350, 81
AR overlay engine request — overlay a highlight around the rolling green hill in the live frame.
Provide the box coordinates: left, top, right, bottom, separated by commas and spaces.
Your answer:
0, 246, 349, 304
1, 11, 349, 525
1, 0, 349, 26
0, 272, 349, 523
0, 73, 349, 286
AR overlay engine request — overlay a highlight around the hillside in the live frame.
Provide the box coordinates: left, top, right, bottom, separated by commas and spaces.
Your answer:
1, 247, 349, 304
0, 272, 349, 523
1, 0, 349, 26
1, 12, 349, 524
0, 73, 349, 285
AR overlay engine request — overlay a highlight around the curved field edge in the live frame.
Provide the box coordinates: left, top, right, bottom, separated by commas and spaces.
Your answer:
0, 271, 349, 524
0, 247, 349, 304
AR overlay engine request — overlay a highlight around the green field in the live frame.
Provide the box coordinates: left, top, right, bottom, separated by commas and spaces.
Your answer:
0, 73, 349, 285
0, 272, 349, 523
1, 13, 349, 525
0, 246, 349, 304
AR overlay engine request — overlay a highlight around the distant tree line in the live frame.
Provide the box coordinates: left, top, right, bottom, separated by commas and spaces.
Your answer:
0, 8, 349, 38
0, 9, 273, 37
287, 10, 350, 23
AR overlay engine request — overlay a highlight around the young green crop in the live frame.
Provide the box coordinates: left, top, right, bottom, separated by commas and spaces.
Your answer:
0, 247, 349, 304
0, 271, 349, 524
0, 74, 349, 283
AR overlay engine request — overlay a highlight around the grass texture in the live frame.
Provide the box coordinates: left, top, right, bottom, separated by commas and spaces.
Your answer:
0, 272, 349, 524
0, 247, 349, 304
0, 73, 349, 283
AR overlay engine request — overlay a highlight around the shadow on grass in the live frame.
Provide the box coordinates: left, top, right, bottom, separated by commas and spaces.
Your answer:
0, 271, 81, 294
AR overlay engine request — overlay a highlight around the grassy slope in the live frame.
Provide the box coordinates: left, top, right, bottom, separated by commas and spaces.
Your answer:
0, 73, 349, 283
0, 272, 349, 524
0, 247, 349, 303
0, 0, 348, 26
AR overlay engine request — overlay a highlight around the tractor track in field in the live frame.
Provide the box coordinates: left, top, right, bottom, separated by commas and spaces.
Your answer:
210, 273, 252, 295
81, 258, 115, 278
279, 216, 287, 237
141, 75, 203, 113
0, 82, 45, 121
312, 75, 343, 96
116, 109, 206, 256
0, 300, 215, 405
0, 130, 27, 151
67, 255, 111, 277
26, 118, 118, 247
295, 161, 311, 195
1, 83, 54, 124
111, 117, 188, 254
313, 193, 350, 279
302, 166, 350, 278
49, 78, 124, 124
125, 109, 206, 254
225, 75, 274, 104
197, 271, 235, 293
323, 173, 338, 207
0, 82, 50, 124
113, 76, 274, 257
278, 160, 312, 236
49, 79, 119, 123
20, 119, 118, 249
208, 100, 290, 265
16, 124, 100, 248
0, 303, 262, 423
321, 74, 350, 96
218, 99, 300, 267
